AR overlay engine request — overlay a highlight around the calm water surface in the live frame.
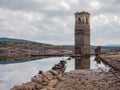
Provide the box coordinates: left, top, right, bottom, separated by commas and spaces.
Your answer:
0, 56, 109, 90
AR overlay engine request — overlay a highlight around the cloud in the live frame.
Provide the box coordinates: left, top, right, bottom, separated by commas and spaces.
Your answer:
0, 0, 120, 45
91, 14, 120, 45
90, 1, 100, 8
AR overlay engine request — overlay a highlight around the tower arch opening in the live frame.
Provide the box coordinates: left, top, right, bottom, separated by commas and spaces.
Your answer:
86, 17, 89, 24
78, 17, 81, 24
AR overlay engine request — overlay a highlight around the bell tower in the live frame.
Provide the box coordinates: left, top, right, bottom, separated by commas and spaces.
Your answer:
75, 11, 90, 55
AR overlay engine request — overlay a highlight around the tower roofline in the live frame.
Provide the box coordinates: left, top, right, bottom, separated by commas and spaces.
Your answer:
74, 11, 90, 15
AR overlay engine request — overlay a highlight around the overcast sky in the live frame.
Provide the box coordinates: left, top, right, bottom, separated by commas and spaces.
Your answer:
0, 0, 120, 45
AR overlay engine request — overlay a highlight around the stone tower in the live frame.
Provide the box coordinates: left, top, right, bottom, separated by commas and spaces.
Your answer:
75, 56, 90, 69
75, 11, 90, 55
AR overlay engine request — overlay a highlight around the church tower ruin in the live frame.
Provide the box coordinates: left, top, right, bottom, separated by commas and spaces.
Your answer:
75, 11, 90, 55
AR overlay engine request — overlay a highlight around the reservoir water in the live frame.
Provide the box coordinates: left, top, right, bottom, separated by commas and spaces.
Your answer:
0, 56, 109, 90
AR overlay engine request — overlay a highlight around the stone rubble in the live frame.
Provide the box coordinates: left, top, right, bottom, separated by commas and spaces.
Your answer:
10, 60, 66, 90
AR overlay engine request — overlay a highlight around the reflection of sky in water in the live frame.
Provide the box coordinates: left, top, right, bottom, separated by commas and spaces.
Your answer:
0, 57, 74, 90
0, 56, 109, 90
90, 56, 109, 69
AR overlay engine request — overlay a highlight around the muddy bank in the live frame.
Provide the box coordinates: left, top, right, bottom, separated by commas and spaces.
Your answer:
0, 46, 74, 58
56, 69, 120, 90
11, 68, 120, 90
100, 52, 120, 72
10, 55, 120, 90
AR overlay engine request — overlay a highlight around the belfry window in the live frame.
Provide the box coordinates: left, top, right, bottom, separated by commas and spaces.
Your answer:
78, 17, 81, 24
86, 17, 89, 24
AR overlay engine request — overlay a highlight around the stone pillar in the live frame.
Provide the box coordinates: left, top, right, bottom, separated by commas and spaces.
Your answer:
94, 46, 101, 56
75, 11, 90, 56
75, 56, 90, 69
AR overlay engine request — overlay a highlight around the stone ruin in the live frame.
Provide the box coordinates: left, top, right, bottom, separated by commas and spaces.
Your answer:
94, 46, 101, 56
11, 60, 66, 90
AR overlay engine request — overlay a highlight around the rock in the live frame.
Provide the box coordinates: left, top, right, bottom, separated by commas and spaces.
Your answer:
50, 70, 59, 76
21, 85, 32, 90
38, 70, 44, 74
46, 86, 55, 90
48, 79, 58, 87
44, 71, 55, 80
52, 60, 66, 73
57, 75, 64, 81
66, 57, 71, 60
41, 73, 50, 83
41, 89, 47, 90
31, 77, 42, 84
22, 82, 35, 90
34, 83, 43, 89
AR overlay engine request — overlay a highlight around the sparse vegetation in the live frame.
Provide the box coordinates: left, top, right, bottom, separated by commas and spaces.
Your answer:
0, 37, 52, 47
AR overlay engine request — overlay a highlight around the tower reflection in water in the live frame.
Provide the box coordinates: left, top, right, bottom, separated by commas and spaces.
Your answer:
75, 56, 90, 70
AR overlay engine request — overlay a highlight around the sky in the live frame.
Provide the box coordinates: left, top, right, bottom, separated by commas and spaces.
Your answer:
0, 0, 120, 45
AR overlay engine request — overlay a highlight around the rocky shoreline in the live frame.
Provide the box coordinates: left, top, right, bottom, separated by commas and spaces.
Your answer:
55, 69, 120, 90
10, 53, 120, 90
11, 60, 67, 90
100, 52, 120, 72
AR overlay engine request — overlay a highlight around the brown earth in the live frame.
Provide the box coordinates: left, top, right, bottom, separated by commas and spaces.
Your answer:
100, 52, 120, 72
0, 46, 74, 58
56, 69, 120, 90
55, 52, 120, 90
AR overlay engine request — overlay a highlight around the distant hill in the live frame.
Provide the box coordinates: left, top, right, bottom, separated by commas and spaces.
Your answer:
0, 37, 52, 46
106, 44, 120, 47
91, 45, 120, 52
0, 37, 120, 51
